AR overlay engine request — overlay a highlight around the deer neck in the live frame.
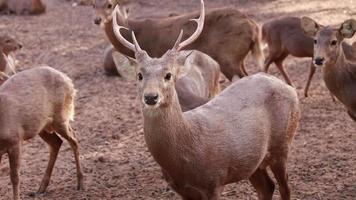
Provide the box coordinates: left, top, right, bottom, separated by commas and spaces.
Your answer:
142, 90, 194, 176
323, 46, 353, 103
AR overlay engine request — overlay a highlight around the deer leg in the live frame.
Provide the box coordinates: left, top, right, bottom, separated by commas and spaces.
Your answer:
304, 61, 316, 97
54, 123, 84, 191
270, 162, 291, 200
263, 54, 275, 73
249, 168, 275, 200
240, 61, 249, 76
37, 131, 63, 194
8, 144, 21, 200
275, 56, 294, 87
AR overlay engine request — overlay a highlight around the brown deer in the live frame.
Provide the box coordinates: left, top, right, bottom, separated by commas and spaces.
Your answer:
112, 49, 221, 111
0, 66, 84, 200
0, 0, 46, 15
301, 17, 356, 121
93, 0, 263, 80
0, 35, 22, 76
112, 1, 300, 199
263, 17, 356, 97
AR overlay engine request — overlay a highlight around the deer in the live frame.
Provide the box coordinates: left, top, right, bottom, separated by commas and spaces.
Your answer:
93, 0, 263, 80
0, 0, 46, 15
0, 35, 22, 76
112, 49, 221, 111
0, 66, 84, 200
301, 17, 356, 121
112, 1, 300, 199
262, 17, 356, 98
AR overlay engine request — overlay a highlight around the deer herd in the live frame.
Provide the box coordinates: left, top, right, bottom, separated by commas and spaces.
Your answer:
0, 0, 355, 199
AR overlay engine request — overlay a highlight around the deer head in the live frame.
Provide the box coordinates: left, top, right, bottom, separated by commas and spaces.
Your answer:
301, 17, 356, 67
93, 0, 128, 27
0, 35, 22, 55
112, 0, 205, 110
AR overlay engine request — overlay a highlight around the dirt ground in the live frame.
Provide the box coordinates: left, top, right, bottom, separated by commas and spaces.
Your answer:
0, 0, 355, 199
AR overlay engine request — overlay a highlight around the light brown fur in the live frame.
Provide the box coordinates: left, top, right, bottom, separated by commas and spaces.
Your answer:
301, 17, 356, 121
0, 66, 84, 200
263, 17, 356, 97
94, 0, 263, 80
113, 50, 221, 111
112, 2, 300, 199
0, 35, 22, 76
0, 0, 46, 15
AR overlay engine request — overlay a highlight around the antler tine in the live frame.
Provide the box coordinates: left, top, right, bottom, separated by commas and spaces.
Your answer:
131, 31, 143, 52
176, 0, 205, 51
112, 5, 136, 52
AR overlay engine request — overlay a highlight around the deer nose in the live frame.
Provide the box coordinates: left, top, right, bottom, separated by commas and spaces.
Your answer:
314, 57, 325, 66
94, 17, 102, 25
144, 93, 159, 106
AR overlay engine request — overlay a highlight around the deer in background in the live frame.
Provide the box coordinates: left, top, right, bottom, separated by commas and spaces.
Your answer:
112, 1, 300, 199
301, 17, 356, 121
262, 17, 356, 97
0, 0, 46, 15
93, 0, 263, 80
0, 35, 22, 77
0, 66, 84, 200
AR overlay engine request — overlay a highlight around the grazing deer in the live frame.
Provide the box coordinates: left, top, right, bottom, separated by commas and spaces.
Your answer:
93, 0, 263, 80
0, 0, 46, 15
112, 1, 300, 199
301, 17, 356, 121
0, 35, 22, 76
263, 17, 356, 97
0, 66, 84, 200
112, 49, 221, 111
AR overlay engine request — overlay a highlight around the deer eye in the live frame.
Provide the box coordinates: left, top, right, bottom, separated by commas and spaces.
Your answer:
164, 73, 172, 81
314, 39, 317, 44
331, 40, 337, 46
107, 4, 112, 9
137, 72, 143, 81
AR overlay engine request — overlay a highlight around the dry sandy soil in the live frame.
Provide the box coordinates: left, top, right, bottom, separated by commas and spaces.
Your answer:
0, 0, 355, 199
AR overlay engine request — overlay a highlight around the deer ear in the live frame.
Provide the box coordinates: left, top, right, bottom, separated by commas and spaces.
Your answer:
301, 17, 320, 37
112, 51, 137, 81
176, 51, 194, 79
339, 19, 356, 39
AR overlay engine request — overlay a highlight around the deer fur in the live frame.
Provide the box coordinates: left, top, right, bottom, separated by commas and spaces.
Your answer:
113, 50, 221, 111
301, 17, 356, 121
112, 2, 299, 199
0, 0, 46, 15
0, 35, 22, 76
262, 17, 356, 97
93, 0, 263, 80
103, 45, 119, 75
0, 66, 84, 200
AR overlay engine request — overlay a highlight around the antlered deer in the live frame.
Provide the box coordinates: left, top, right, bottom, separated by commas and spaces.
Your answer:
112, 49, 221, 111
301, 17, 356, 121
0, 35, 22, 76
94, 0, 263, 80
263, 17, 356, 97
0, 66, 84, 200
0, 0, 46, 15
112, 1, 300, 199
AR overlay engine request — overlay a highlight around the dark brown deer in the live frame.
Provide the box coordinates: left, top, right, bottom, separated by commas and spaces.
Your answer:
263, 17, 356, 97
301, 17, 356, 121
112, 1, 300, 199
93, 0, 263, 80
